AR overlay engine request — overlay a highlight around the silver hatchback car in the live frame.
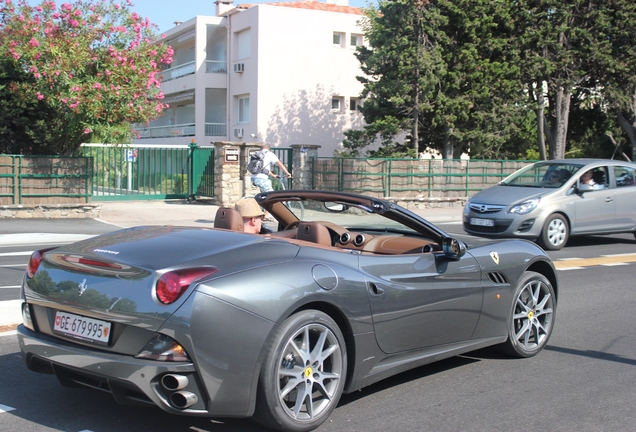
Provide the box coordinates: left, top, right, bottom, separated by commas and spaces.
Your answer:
463, 158, 636, 250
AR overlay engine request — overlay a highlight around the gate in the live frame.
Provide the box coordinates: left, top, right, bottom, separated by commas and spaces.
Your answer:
82, 144, 214, 201
191, 146, 215, 198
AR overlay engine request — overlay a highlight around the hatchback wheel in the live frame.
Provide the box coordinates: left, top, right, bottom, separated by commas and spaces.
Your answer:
254, 310, 346, 432
539, 214, 569, 250
502, 271, 556, 358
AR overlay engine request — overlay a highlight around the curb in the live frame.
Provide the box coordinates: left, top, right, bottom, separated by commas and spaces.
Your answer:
0, 300, 22, 328
0, 204, 100, 219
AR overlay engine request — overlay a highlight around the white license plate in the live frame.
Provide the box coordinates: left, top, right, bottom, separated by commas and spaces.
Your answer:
470, 218, 495, 227
53, 311, 111, 345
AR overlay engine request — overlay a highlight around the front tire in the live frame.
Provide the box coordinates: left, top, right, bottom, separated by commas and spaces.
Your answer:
539, 213, 569, 250
501, 271, 556, 358
255, 310, 347, 432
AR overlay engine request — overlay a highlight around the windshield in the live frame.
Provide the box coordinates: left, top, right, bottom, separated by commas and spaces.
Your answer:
501, 162, 585, 188
280, 198, 420, 235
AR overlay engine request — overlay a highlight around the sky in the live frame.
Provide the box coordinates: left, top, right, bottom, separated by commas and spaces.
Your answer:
127, 0, 373, 33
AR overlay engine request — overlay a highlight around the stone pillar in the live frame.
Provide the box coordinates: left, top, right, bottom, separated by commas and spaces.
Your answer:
212, 141, 260, 207
290, 145, 320, 190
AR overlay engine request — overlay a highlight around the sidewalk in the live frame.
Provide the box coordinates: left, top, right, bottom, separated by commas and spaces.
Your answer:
97, 199, 221, 228
96, 199, 463, 228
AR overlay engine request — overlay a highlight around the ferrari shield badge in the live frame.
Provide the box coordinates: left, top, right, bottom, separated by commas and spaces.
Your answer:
489, 251, 499, 265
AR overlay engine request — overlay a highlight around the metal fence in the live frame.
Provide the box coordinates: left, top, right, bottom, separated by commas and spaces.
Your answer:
81, 144, 215, 201
0, 155, 93, 205
3, 146, 534, 205
272, 147, 292, 174
311, 158, 535, 198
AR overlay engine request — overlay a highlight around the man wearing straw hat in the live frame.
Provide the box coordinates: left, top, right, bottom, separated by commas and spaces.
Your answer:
234, 197, 265, 234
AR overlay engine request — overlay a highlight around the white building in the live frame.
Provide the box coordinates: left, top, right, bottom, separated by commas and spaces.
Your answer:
133, 0, 367, 156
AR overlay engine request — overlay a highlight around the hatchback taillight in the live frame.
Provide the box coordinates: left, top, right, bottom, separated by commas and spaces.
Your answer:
26, 248, 56, 278
155, 267, 218, 304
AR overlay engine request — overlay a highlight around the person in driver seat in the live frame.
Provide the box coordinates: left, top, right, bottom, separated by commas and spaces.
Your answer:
580, 169, 604, 190
235, 198, 265, 234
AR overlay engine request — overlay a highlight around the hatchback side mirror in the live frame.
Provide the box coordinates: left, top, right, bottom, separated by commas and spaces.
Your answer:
577, 183, 593, 193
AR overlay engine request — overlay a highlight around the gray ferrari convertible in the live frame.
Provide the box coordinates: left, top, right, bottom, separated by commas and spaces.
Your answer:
17, 190, 558, 432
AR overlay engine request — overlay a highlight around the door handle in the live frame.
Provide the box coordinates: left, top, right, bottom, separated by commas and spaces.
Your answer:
369, 283, 384, 295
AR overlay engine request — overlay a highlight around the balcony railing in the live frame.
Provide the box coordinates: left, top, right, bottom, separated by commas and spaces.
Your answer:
206, 60, 227, 73
205, 123, 227, 136
134, 123, 195, 138
161, 61, 195, 82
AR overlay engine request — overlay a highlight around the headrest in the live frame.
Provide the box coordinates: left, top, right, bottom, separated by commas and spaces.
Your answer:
214, 207, 244, 232
297, 222, 331, 246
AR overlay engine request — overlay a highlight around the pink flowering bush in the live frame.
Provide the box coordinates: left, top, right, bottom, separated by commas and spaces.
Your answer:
0, 0, 173, 154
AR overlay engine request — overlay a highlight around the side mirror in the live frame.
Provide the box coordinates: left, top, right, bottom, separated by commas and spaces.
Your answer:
324, 202, 347, 212
442, 237, 466, 260
577, 183, 593, 193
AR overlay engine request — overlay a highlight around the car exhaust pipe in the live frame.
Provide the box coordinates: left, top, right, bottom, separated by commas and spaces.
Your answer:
161, 374, 189, 391
170, 391, 198, 409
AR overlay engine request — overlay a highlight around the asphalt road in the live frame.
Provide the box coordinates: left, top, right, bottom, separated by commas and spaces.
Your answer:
1, 217, 635, 431
1, 261, 636, 431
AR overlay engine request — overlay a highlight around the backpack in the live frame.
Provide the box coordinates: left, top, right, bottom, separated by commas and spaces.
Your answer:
247, 151, 269, 175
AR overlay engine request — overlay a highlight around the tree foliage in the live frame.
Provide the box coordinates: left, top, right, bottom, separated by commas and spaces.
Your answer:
349, 0, 636, 160
0, 0, 173, 155
348, 0, 526, 159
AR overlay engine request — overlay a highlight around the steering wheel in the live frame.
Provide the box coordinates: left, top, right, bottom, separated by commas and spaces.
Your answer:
285, 220, 301, 230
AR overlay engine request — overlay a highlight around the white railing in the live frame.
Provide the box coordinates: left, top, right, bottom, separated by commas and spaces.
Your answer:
133, 123, 196, 138
206, 60, 227, 73
205, 123, 226, 136
161, 61, 196, 82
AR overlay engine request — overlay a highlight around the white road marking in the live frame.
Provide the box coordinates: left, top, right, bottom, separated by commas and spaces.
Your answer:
0, 404, 16, 413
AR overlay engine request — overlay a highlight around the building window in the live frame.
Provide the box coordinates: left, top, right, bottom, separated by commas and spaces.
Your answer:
333, 32, 344, 47
238, 95, 250, 123
332, 97, 343, 112
349, 98, 360, 111
236, 28, 251, 60
351, 34, 363, 47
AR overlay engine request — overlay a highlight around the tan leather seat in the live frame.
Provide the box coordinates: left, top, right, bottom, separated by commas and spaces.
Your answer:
297, 222, 332, 246
214, 207, 244, 232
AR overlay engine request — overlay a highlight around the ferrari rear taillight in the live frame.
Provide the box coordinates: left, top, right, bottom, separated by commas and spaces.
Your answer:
26, 248, 56, 278
155, 267, 218, 304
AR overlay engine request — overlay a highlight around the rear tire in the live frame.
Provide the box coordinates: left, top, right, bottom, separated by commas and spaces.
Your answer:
254, 310, 346, 432
538, 214, 569, 250
501, 271, 556, 358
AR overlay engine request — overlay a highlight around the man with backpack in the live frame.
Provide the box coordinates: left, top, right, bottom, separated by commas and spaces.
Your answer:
248, 143, 291, 193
